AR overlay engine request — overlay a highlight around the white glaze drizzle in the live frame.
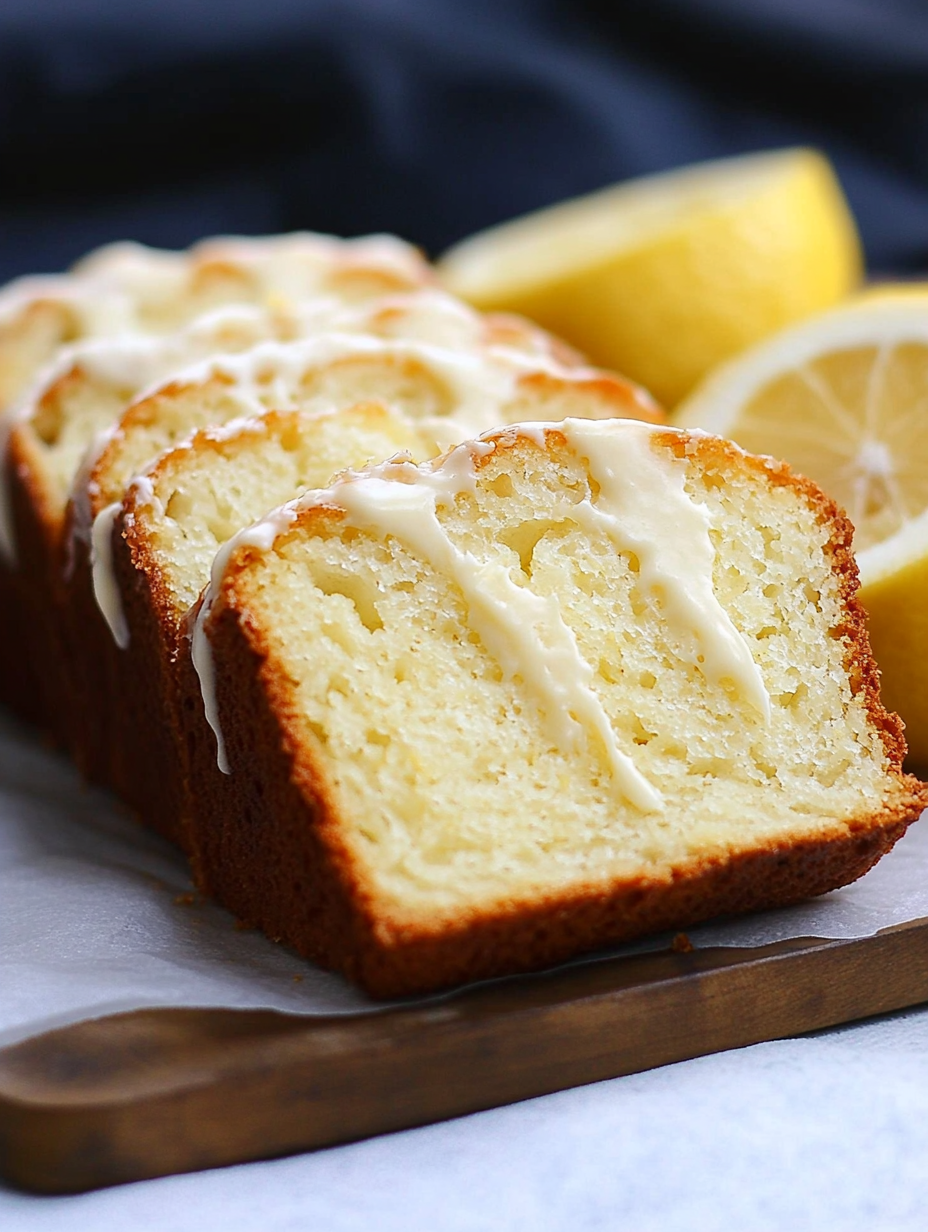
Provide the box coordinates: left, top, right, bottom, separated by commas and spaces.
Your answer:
192, 420, 771, 804
321, 451, 662, 812
75, 331, 538, 634
192, 511, 300, 773
90, 501, 129, 649
560, 419, 771, 720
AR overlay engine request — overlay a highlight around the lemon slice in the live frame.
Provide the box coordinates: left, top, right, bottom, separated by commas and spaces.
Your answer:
675, 296, 928, 762
439, 148, 861, 406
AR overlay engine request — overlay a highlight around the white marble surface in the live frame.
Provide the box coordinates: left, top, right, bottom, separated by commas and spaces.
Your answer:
3, 714, 928, 1229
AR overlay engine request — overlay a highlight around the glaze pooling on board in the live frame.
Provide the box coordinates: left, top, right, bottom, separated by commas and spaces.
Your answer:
192, 420, 770, 809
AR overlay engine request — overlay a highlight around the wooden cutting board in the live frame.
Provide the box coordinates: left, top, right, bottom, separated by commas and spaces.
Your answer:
2, 916, 928, 1195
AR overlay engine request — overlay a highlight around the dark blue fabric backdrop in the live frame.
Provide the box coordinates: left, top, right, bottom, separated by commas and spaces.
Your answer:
1, 0, 927, 281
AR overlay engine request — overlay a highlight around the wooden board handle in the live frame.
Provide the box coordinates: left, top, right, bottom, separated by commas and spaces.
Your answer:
3, 922, 928, 1194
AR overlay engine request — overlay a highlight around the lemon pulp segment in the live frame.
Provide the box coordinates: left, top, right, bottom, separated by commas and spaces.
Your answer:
733, 343, 928, 553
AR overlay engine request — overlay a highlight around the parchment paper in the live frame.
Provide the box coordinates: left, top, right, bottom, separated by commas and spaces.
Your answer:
3, 712, 926, 1048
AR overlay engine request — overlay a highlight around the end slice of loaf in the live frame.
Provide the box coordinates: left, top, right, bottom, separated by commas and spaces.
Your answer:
190, 419, 928, 997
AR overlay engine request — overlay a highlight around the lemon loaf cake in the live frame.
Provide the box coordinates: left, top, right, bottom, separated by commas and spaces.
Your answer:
74, 340, 657, 837
0, 232, 435, 729
185, 419, 926, 997
5, 290, 576, 747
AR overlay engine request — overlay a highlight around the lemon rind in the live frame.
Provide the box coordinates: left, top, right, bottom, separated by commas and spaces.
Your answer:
440, 148, 837, 304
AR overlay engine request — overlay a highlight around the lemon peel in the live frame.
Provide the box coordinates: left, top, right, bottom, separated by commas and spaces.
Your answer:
439, 148, 861, 406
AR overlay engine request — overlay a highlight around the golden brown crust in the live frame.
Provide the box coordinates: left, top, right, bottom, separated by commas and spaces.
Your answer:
0, 562, 53, 734
349, 808, 922, 997
55, 503, 124, 786
1, 417, 77, 745
0, 359, 141, 753
510, 369, 663, 424
107, 504, 192, 847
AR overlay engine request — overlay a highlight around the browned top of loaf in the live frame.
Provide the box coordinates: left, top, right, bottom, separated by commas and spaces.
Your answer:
84, 357, 662, 521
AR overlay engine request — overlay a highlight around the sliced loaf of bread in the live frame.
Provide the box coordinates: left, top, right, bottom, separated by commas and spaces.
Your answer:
0, 232, 434, 416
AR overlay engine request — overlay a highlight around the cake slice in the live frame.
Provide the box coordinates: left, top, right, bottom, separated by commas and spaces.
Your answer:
110, 404, 431, 847
76, 341, 657, 838
187, 419, 927, 996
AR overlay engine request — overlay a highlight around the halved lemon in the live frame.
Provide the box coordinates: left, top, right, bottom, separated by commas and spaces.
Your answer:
439, 148, 861, 406
675, 296, 928, 763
